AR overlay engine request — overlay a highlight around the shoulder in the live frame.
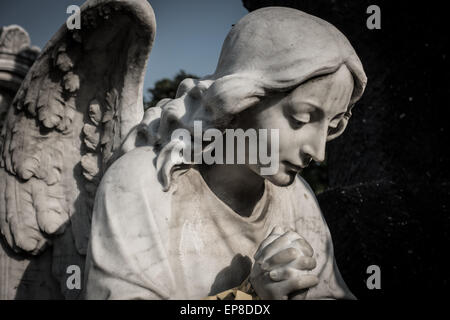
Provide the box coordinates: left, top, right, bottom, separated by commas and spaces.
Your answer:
285, 175, 331, 239
96, 146, 171, 216
282, 176, 354, 299
91, 147, 173, 244
101, 146, 161, 192
104, 146, 158, 180
290, 175, 322, 212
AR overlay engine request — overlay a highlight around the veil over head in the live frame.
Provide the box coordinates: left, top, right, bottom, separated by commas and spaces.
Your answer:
213, 6, 367, 106
133, 7, 368, 190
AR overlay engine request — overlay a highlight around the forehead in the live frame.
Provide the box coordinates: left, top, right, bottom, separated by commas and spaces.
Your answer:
288, 65, 355, 115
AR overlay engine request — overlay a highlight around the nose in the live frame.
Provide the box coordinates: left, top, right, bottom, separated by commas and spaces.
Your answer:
301, 130, 327, 163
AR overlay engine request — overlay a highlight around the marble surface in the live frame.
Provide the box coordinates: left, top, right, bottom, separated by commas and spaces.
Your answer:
86, 6, 366, 299
0, 3, 366, 300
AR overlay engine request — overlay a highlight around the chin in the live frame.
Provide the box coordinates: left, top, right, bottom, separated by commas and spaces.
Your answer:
264, 170, 297, 187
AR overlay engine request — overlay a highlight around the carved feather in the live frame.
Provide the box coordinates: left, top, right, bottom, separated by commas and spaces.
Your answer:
0, 0, 156, 299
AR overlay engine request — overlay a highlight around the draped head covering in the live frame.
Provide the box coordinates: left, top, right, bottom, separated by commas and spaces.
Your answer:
128, 7, 368, 190
213, 6, 367, 106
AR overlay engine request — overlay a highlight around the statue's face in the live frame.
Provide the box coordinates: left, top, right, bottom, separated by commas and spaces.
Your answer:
236, 65, 355, 186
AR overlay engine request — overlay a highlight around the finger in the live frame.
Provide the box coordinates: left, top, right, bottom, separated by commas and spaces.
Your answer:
261, 247, 299, 271
291, 237, 314, 257
258, 230, 302, 262
254, 226, 284, 260
289, 256, 316, 271
268, 273, 319, 298
268, 257, 316, 279
269, 267, 300, 282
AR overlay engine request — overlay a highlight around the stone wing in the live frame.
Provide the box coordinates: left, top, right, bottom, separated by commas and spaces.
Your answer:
0, 0, 156, 264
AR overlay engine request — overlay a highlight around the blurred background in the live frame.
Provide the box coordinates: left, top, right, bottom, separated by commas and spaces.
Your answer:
0, 0, 247, 98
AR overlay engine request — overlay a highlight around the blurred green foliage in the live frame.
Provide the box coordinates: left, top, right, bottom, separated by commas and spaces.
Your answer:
144, 70, 198, 109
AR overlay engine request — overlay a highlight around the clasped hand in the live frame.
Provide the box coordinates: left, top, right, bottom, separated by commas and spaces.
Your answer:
250, 226, 319, 300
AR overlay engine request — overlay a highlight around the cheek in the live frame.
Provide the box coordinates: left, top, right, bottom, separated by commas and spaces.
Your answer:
251, 97, 288, 129
262, 127, 295, 163
278, 126, 300, 157
253, 109, 295, 154
247, 102, 307, 168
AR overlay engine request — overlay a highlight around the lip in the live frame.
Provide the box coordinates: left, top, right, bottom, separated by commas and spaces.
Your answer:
284, 161, 304, 172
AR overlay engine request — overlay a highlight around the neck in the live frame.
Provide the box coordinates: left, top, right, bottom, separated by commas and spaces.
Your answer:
198, 164, 265, 217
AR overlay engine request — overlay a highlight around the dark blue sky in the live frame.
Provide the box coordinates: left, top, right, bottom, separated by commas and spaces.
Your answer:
0, 0, 248, 98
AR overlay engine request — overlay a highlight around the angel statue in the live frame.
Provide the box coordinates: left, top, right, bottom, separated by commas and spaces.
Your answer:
0, 0, 367, 300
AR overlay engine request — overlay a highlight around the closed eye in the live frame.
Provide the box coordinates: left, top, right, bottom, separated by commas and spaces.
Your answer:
290, 113, 310, 128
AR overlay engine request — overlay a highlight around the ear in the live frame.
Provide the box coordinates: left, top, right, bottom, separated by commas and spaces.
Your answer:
326, 113, 350, 141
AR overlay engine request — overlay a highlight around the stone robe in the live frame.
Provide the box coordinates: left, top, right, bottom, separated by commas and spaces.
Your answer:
85, 146, 354, 300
